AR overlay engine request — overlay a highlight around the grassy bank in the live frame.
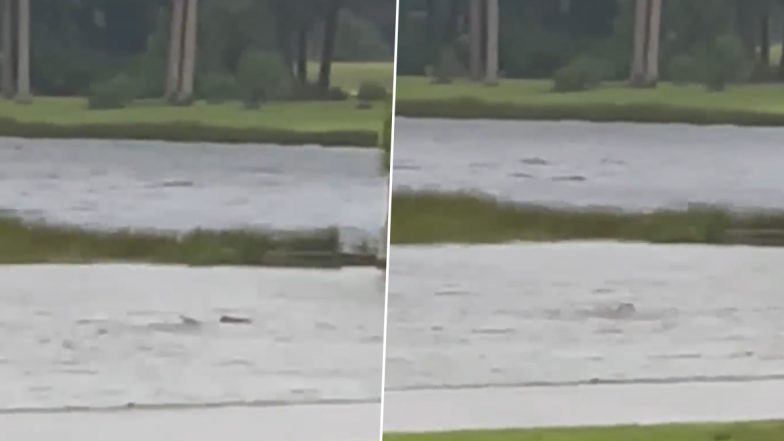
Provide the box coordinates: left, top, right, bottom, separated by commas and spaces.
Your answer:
395, 77, 784, 126
0, 215, 380, 268
390, 191, 784, 246
0, 62, 393, 146
386, 421, 784, 441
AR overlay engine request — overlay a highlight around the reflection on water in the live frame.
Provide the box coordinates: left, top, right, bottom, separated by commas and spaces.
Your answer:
0, 137, 385, 247
386, 242, 784, 391
393, 118, 784, 212
0, 265, 384, 411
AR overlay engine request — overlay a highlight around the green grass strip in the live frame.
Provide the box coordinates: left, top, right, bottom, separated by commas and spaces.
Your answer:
385, 421, 784, 441
390, 191, 784, 246
0, 214, 362, 267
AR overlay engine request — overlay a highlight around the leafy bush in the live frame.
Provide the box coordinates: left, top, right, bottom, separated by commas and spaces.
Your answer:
332, 9, 392, 61
667, 54, 699, 85
431, 46, 466, 84
288, 82, 349, 101
199, 72, 240, 103
87, 74, 139, 110
357, 81, 387, 101
552, 56, 609, 92
501, 25, 572, 79
236, 51, 290, 108
701, 33, 748, 91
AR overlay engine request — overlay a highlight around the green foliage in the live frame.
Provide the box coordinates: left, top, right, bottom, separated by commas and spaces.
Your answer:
0, 117, 379, 147
380, 105, 391, 175
87, 74, 139, 110
0, 214, 347, 267
390, 191, 784, 246
500, 24, 572, 79
431, 47, 465, 84
552, 56, 610, 92
198, 72, 240, 103
236, 51, 291, 108
357, 81, 388, 101
701, 33, 749, 91
667, 54, 700, 85
288, 82, 350, 102
332, 9, 393, 61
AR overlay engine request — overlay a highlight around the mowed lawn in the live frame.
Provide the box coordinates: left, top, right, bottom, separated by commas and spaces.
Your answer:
0, 62, 394, 134
396, 76, 784, 115
386, 421, 784, 441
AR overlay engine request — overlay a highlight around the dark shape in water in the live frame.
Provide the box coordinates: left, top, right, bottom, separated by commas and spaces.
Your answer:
508, 172, 533, 179
551, 175, 587, 182
179, 315, 202, 326
219, 315, 252, 325
520, 157, 549, 166
614, 302, 636, 318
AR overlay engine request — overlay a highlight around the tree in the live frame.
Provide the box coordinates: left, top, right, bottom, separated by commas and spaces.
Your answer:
644, 0, 662, 85
1, 0, 13, 98
485, 0, 498, 85
468, 0, 482, 81
166, 0, 185, 100
16, 0, 30, 103
629, 0, 661, 87
177, 0, 198, 103
318, 0, 342, 91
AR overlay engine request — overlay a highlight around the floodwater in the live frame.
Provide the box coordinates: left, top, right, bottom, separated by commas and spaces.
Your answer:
0, 265, 384, 411
0, 137, 386, 247
385, 242, 784, 430
393, 118, 784, 212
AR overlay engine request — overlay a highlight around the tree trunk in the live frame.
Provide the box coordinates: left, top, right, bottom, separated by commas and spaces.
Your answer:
629, 0, 648, 86
296, 27, 308, 84
1, 0, 14, 98
780, 21, 784, 79
15, 0, 30, 103
643, 0, 662, 86
760, 14, 770, 65
177, 0, 198, 104
165, 0, 185, 100
318, 0, 341, 91
468, 0, 483, 81
484, 0, 499, 85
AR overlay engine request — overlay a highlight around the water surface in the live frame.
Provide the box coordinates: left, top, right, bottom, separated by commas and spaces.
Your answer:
394, 118, 784, 212
0, 264, 384, 411
0, 137, 386, 246
387, 242, 784, 391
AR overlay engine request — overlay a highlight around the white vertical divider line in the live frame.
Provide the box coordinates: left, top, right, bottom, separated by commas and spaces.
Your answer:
378, 0, 401, 439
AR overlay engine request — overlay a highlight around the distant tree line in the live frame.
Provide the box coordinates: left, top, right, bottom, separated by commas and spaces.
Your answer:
400, 0, 784, 91
0, 0, 394, 105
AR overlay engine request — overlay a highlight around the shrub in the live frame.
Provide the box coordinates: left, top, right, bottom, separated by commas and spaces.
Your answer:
288, 82, 349, 101
357, 81, 387, 101
667, 54, 699, 85
199, 72, 240, 103
701, 34, 748, 91
431, 46, 465, 84
236, 51, 290, 108
552, 56, 609, 92
87, 74, 139, 110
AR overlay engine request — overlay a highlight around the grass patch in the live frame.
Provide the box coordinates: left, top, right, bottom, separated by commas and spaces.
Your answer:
0, 99, 384, 147
390, 191, 784, 246
385, 421, 784, 441
0, 63, 393, 146
309, 62, 394, 92
395, 77, 784, 126
0, 214, 370, 268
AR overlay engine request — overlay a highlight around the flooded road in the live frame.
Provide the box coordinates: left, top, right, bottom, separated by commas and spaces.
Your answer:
393, 118, 784, 212
385, 242, 784, 429
0, 264, 384, 410
0, 137, 386, 247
